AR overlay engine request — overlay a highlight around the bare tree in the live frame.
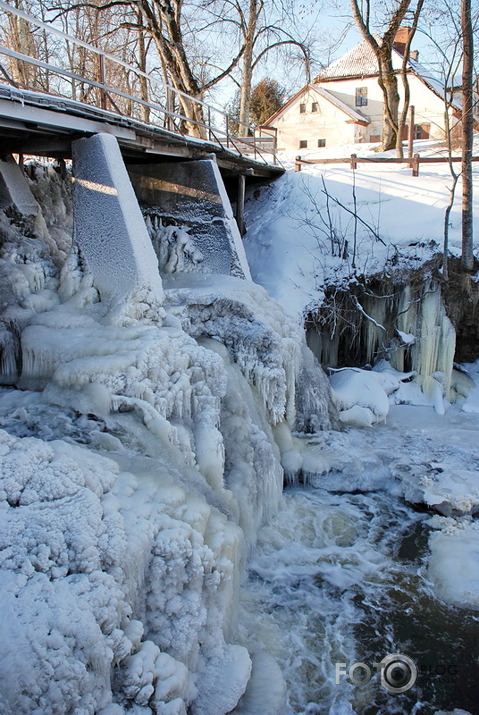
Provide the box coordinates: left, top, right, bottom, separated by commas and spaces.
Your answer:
193, 0, 313, 131
350, 0, 425, 152
395, 0, 424, 157
461, 0, 474, 270
235, 0, 311, 129
46, 0, 248, 136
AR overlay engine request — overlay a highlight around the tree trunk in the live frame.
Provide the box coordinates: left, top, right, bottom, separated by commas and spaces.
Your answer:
461, 0, 474, 271
137, 11, 150, 124
378, 64, 400, 151
238, 0, 258, 133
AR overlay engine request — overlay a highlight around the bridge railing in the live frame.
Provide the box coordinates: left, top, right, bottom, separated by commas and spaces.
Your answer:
0, 0, 279, 166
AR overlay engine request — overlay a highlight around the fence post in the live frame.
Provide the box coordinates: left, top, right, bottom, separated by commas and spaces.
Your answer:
295, 155, 302, 172
408, 105, 415, 158
99, 54, 107, 110
237, 173, 246, 236
412, 153, 420, 177
350, 153, 357, 170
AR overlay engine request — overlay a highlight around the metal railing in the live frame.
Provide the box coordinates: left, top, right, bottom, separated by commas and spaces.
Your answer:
0, 0, 279, 165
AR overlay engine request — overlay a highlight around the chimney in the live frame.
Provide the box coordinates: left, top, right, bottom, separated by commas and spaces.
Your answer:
393, 26, 412, 55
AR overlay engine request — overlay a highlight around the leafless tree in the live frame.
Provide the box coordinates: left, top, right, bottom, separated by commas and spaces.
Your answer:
350, 0, 425, 152
461, 0, 474, 270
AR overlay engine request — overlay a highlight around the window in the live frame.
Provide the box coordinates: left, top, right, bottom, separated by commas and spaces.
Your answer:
317, 138, 326, 147
299, 103, 306, 114
312, 102, 318, 113
369, 134, 380, 143
355, 87, 368, 107
299, 139, 308, 148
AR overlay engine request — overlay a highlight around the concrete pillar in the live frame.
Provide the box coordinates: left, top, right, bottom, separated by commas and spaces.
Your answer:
72, 133, 164, 307
128, 158, 252, 280
0, 155, 41, 217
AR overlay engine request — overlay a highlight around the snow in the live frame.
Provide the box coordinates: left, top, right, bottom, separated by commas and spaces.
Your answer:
2, 133, 479, 713
244, 141, 479, 321
460, 359, 479, 413
428, 516, 479, 609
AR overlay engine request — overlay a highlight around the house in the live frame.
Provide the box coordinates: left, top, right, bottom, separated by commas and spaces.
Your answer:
261, 27, 466, 152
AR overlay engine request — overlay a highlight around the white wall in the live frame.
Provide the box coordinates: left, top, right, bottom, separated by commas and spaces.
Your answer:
274, 88, 356, 151
322, 74, 455, 141
274, 73, 458, 150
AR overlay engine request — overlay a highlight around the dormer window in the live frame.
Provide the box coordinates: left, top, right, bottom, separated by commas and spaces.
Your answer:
355, 87, 368, 107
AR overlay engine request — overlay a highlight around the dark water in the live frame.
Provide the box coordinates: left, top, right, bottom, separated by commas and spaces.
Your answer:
242, 487, 479, 714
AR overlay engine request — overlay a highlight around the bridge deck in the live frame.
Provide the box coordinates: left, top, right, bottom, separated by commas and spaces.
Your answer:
0, 84, 284, 179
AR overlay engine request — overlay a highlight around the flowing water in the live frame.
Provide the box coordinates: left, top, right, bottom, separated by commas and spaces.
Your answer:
240, 486, 479, 715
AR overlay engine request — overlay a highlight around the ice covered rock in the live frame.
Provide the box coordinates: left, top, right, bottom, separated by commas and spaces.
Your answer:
428, 516, 479, 609
329, 368, 390, 426
164, 272, 335, 430
0, 426, 248, 714
192, 644, 252, 715
329, 363, 416, 427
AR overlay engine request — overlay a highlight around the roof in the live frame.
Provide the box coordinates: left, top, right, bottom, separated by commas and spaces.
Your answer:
314, 38, 463, 114
315, 39, 381, 81
262, 83, 370, 126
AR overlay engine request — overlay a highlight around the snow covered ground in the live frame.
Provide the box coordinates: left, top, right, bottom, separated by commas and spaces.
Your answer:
244, 140, 479, 319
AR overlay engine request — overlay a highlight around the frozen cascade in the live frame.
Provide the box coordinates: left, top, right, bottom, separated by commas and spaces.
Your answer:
0, 154, 336, 713
309, 276, 459, 410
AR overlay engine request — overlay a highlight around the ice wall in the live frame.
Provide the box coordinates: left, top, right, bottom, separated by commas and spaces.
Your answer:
0, 147, 335, 713
310, 277, 458, 407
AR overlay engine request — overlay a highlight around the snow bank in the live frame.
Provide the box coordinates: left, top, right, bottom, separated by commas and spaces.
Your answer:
244, 146, 478, 406
328, 363, 413, 427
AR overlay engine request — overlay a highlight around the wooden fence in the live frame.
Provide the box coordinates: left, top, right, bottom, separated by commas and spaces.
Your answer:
295, 153, 479, 177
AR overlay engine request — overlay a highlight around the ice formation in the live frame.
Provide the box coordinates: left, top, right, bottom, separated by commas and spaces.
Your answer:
0, 145, 334, 713
428, 516, 479, 609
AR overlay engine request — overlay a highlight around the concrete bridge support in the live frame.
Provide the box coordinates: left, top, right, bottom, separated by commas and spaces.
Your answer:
72, 133, 164, 309
128, 157, 252, 280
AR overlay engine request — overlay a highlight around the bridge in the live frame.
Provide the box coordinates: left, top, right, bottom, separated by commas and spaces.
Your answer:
0, 1, 282, 180
0, 1, 285, 280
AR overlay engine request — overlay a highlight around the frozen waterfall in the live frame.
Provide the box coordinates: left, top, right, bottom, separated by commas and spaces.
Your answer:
0, 138, 335, 714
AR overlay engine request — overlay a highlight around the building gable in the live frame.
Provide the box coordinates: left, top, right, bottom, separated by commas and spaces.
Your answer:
263, 83, 370, 127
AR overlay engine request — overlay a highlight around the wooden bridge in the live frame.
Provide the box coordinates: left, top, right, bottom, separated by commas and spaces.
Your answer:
0, 1, 283, 181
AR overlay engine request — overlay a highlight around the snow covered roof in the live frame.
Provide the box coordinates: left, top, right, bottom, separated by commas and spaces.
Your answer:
315, 40, 381, 80
314, 38, 463, 114
312, 85, 370, 123
263, 83, 370, 126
